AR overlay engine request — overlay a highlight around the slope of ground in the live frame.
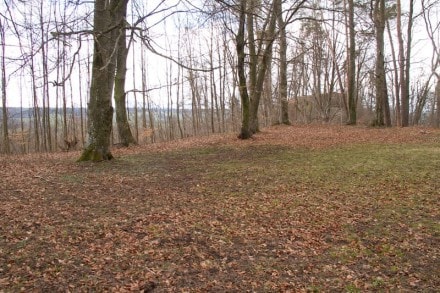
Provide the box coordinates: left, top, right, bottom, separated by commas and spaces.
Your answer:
0, 125, 439, 292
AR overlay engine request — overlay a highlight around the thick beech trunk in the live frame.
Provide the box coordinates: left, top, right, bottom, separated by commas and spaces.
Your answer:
78, 0, 128, 161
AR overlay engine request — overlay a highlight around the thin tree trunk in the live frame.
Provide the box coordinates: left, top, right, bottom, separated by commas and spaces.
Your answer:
436, 79, 440, 127
176, 63, 184, 139
176, 26, 184, 139
386, 19, 401, 126
40, 2, 49, 152
79, 59, 85, 146
69, 79, 77, 146
62, 35, 68, 144
114, 5, 136, 147
1, 21, 10, 154
276, 0, 290, 125
237, 0, 251, 139
346, 0, 357, 125
397, 0, 414, 127
218, 32, 227, 132
30, 57, 41, 152
166, 60, 174, 140
140, 31, 148, 132
131, 2, 139, 143
247, 0, 258, 133
188, 69, 199, 136
404, 0, 414, 125
19, 85, 26, 153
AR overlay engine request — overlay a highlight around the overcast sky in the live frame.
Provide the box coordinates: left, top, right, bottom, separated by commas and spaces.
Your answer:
1, 0, 439, 108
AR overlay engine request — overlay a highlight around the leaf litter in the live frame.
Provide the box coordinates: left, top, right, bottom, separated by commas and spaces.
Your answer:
0, 124, 439, 291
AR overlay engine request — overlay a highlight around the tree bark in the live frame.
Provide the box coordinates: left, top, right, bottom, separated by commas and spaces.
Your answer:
372, 0, 390, 127
404, 0, 414, 126
346, 0, 357, 125
0, 18, 10, 154
78, 0, 128, 161
276, 0, 290, 125
248, 1, 277, 134
114, 1, 136, 147
246, 0, 258, 133
397, 0, 408, 126
436, 78, 440, 127
236, 0, 251, 139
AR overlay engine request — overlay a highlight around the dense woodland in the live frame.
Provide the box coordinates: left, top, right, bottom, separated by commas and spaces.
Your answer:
1, 0, 440, 158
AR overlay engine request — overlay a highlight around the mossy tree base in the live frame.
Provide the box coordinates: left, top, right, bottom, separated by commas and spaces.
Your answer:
238, 128, 252, 139
75, 0, 127, 163
77, 145, 114, 162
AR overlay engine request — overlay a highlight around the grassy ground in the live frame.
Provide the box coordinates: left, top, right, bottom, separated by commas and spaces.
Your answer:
0, 125, 439, 292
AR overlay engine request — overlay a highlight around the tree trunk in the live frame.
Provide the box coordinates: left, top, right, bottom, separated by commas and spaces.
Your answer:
248, 1, 277, 134
346, 0, 357, 125
0, 18, 10, 154
386, 19, 401, 126
62, 34, 68, 146
237, 0, 251, 139
247, 0, 258, 134
276, 0, 290, 125
397, 0, 408, 126
398, 0, 414, 127
176, 52, 184, 139
114, 2, 136, 147
404, 0, 414, 125
131, 31, 139, 143
39, 2, 51, 152
436, 79, 440, 127
78, 0, 128, 161
1, 19, 10, 154
372, 0, 390, 127
30, 56, 41, 152
140, 31, 148, 132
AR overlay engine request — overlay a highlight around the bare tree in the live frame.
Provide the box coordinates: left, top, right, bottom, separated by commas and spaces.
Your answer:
0, 17, 10, 154
372, 0, 391, 127
397, 0, 415, 126
114, 2, 136, 147
346, 0, 357, 125
276, 0, 290, 125
236, 0, 252, 138
78, 0, 129, 161
421, 0, 440, 127
386, 17, 401, 126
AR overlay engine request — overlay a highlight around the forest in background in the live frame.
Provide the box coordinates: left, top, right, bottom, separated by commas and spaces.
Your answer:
1, 0, 440, 156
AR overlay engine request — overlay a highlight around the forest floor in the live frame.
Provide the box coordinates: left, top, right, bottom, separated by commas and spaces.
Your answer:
1, 124, 439, 292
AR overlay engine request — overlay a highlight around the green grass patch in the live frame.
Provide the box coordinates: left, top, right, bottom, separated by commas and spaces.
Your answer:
2, 138, 439, 291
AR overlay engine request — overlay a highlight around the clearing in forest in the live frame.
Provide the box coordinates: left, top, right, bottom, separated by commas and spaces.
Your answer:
0, 125, 439, 291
